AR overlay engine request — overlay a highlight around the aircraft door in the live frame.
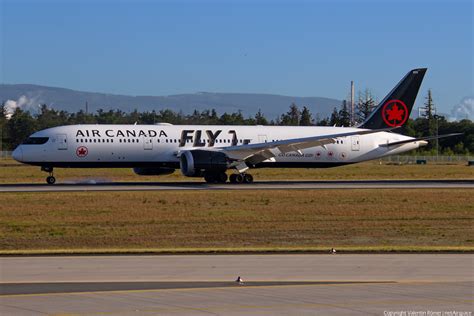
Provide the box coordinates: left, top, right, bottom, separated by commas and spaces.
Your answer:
351, 136, 360, 151
57, 134, 68, 150
143, 137, 153, 150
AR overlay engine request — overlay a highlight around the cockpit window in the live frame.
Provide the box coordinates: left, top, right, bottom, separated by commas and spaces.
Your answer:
22, 137, 49, 145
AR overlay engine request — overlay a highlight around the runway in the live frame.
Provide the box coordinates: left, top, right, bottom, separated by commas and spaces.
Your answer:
1, 254, 472, 315
0, 179, 473, 192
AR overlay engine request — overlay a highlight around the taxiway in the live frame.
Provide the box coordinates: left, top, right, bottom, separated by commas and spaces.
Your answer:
1, 254, 472, 315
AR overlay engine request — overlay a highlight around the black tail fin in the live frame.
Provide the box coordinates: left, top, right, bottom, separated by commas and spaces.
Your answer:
359, 68, 427, 129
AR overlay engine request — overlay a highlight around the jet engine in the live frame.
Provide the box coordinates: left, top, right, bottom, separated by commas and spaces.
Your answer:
133, 167, 175, 176
180, 150, 228, 177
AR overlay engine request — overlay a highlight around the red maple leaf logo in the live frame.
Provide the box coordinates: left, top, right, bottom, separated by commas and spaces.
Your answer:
382, 100, 408, 127
76, 146, 88, 157
386, 104, 404, 122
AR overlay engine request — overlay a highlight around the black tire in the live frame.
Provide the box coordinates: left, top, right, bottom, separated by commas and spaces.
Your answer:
244, 173, 254, 183
235, 174, 244, 184
204, 173, 216, 183
217, 172, 228, 183
229, 174, 237, 184
46, 176, 56, 185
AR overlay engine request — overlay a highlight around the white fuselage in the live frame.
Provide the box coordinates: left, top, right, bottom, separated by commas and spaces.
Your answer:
12, 124, 423, 170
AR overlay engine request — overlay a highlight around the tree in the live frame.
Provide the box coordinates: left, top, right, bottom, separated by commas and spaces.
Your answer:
0, 103, 8, 151
299, 106, 312, 126
356, 89, 376, 123
338, 100, 350, 127
329, 107, 340, 126
422, 89, 437, 136
6, 108, 37, 148
36, 104, 69, 130
255, 109, 268, 125
69, 109, 96, 124
420, 89, 438, 151
280, 103, 300, 126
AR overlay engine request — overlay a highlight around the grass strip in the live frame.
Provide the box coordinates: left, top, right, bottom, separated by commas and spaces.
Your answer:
1, 246, 474, 256
1, 189, 473, 251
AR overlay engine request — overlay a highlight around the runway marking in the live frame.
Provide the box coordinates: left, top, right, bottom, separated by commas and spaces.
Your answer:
0, 281, 398, 297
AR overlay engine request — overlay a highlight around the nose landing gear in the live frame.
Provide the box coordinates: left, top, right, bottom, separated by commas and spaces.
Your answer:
41, 166, 56, 185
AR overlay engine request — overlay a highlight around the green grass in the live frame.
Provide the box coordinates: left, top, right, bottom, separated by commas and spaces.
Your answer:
2, 246, 473, 255
1, 189, 473, 252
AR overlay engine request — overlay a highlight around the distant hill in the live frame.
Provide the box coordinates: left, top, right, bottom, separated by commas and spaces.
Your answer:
0, 84, 341, 120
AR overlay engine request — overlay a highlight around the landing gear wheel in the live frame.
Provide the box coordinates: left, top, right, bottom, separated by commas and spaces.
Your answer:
204, 173, 216, 184
243, 173, 254, 183
235, 174, 244, 184
205, 172, 228, 184
46, 176, 56, 185
230, 173, 253, 184
217, 172, 228, 184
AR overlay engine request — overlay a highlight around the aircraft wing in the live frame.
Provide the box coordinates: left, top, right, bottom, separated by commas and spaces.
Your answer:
221, 128, 394, 167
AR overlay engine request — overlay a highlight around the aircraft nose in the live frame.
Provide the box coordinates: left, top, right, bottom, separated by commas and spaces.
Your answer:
12, 146, 23, 162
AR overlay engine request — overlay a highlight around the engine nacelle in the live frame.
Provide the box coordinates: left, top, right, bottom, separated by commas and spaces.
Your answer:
133, 167, 175, 176
180, 150, 228, 177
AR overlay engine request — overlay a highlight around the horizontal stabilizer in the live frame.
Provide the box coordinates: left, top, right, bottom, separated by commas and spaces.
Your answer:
379, 133, 463, 147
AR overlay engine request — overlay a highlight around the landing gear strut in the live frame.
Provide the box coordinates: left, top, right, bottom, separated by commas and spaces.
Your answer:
41, 166, 56, 185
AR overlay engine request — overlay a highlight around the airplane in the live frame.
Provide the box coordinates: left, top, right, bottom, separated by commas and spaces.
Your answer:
11, 68, 461, 184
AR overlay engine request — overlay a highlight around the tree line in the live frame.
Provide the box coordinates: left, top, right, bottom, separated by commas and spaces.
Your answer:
1, 91, 472, 154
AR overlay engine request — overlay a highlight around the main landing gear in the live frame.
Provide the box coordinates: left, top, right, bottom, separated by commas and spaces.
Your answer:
229, 173, 253, 184
204, 171, 228, 184
203, 171, 254, 184
41, 166, 56, 185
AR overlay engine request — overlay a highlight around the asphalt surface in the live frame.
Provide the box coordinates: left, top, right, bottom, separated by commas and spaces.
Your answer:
0, 179, 473, 192
1, 254, 472, 315
1, 281, 391, 296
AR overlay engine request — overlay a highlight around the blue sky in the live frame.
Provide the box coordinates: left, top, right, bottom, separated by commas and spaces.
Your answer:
1, 0, 472, 115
